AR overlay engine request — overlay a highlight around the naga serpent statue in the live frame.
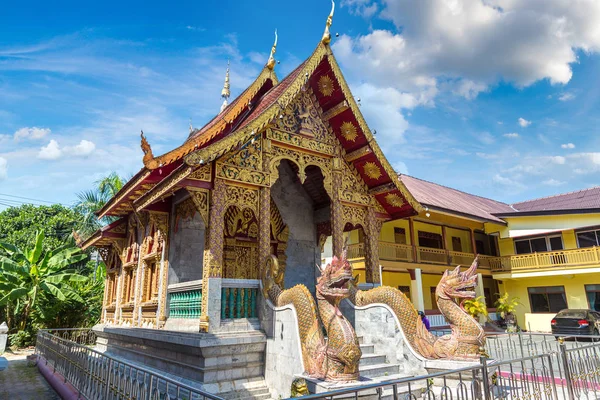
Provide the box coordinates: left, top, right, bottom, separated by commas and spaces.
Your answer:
262, 254, 361, 381
349, 257, 485, 360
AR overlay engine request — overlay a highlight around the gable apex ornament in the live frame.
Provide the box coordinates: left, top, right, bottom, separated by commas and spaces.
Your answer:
140, 130, 154, 163
321, 0, 335, 45
220, 60, 231, 113
266, 29, 278, 70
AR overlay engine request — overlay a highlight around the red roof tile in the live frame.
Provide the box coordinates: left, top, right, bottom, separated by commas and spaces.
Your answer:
399, 175, 514, 223
512, 186, 600, 213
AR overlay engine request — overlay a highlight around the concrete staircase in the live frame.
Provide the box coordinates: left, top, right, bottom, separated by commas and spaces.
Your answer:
358, 337, 405, 381
219, 381, 272, 400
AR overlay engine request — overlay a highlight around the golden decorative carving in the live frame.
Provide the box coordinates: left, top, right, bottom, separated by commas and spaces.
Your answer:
273, 88, 334, 145
340, 121, 358, 142
368, 182, 396, 195
224, 184, 259, 213
267, 129, 335, 156
385, 193, 405, 208
186, 187, 210, 226
345, 145, 371, 162
317, 75, 335, 97
216, 163, 269, 186
221, 136, 262, 170
188, 164, 212, 181
342, 205, 367, 228
323, 100, 349, 120
224, 241, 259, 279
135, 166, 194, 212
175, 197, 199, 231
362, 161, 382, 180
269, 145, 333, 197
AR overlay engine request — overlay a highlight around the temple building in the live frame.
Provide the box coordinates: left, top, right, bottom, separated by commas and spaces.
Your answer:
79, 4, 600, 396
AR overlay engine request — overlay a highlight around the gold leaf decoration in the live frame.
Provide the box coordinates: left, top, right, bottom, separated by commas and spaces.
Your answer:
363, 161, 382, 180
340, 121, 358, 142
317, 75, 334, 97
385, 193, 405, 208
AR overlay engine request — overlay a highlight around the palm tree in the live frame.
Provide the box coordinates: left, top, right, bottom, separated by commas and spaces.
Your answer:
74, 172, 126, 237
0, 231, 89, 330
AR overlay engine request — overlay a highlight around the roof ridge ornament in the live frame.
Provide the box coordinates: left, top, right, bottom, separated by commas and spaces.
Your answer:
220, 60, 231, 113
321, 0, 335, 45
140, 130, 154, 163
266, 29, 278, 70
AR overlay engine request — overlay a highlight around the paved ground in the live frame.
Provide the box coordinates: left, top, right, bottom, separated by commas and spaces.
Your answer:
0, 349, 59, 400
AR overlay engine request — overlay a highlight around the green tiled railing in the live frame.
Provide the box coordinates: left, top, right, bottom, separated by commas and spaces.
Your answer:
168, 289, 202, 319
221, 287, 258, 319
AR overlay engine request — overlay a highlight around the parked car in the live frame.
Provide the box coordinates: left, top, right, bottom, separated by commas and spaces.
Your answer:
551, 309, 600, 337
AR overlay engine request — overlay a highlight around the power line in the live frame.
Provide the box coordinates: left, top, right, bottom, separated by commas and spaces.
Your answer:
0, 192, 68, 206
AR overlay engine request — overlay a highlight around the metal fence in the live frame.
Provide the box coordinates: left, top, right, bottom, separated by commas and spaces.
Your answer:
35, 329, 600, 400
35, 329, 223, 400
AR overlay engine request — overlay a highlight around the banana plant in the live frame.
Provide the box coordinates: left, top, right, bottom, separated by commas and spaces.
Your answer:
0, 231, 89, 331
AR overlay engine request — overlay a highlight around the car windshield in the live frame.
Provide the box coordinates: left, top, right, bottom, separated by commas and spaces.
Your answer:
557, 310, 587, 319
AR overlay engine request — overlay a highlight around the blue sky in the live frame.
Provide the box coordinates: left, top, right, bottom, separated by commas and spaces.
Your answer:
1, 0, 600, 210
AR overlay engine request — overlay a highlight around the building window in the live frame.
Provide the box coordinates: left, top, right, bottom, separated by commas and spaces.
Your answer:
451, 237, 462, 252
144, 262, 159, 302
577, 230, 600, 248
398, 285, 410, 298
586, 285, 600, 311
514, 235, 563, 254
394, 227, 407, 244
419, 231, 443, 249
528, 286, 567, 313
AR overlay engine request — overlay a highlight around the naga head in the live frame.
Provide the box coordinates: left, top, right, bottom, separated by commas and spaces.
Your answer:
437, 257, 479, 301
316, 253, 353, 300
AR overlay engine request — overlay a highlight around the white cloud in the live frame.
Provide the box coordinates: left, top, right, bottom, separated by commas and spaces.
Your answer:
558, 92, 575, 101
477, 132, 495, 145
504, 133, 519, 138
14, 126, 51, 141
561, 143, 575, 149
476, 152, 499, 160
38, 140, 62, 160
393, 161, 409, 175
542, 179, 565, 186
335, 0, 600, 106
37, 139, 96, 160
550, 156, 566, 165
0, 157, 7, 180
69, 140, 96, 156
518, 118, 532, 127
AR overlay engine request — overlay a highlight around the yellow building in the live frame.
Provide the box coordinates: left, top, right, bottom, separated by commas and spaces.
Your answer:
348, 176, 600, 332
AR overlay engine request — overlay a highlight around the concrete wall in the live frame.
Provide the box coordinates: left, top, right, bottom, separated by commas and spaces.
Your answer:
272, 161, 320, 292
168, 192, 206, 285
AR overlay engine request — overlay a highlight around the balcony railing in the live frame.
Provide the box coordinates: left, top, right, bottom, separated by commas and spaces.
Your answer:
221, 279, 259, 320
348, 242, 491, 268
487, 246, 600, 272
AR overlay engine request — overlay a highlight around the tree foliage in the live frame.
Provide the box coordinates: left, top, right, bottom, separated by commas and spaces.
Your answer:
0, 231, 89, 332
0, 204, 80, 254
74, 172, 126, 238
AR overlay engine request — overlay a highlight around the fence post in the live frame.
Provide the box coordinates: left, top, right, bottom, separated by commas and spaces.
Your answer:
559, 338, 576, 400
517, 331, 525, 357
479, 353, 491, 400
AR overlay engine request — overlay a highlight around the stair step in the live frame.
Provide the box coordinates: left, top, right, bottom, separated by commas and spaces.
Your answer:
359, 363, 401, 379
359, 354, 387, 366
220, 386, 271, 400
359, 344, 374, 354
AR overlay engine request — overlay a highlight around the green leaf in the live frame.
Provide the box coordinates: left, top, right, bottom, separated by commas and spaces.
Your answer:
40, 282, 67, 301
0, 257, 29, 277
0, 287, 28, 305
31, 231, 45, 264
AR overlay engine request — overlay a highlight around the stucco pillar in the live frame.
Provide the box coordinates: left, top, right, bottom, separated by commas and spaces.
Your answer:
200, 178, 227, 332
331, 158, 344, 257
364, 207, 382, 284
409, 268, 425, 312
258, 186, 271, 272
475, 272, 487, 324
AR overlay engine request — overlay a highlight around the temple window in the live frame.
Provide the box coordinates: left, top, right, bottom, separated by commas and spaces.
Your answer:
144, 262, 159, 302
123, 268, 136, 304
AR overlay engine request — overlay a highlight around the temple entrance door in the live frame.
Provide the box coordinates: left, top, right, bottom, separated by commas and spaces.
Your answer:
270, 160, 331, 293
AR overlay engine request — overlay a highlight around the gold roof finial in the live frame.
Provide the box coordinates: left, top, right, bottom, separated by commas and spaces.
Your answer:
321, 0, 335, 45
266, 29, 278, 70
220, 60, 231, 112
